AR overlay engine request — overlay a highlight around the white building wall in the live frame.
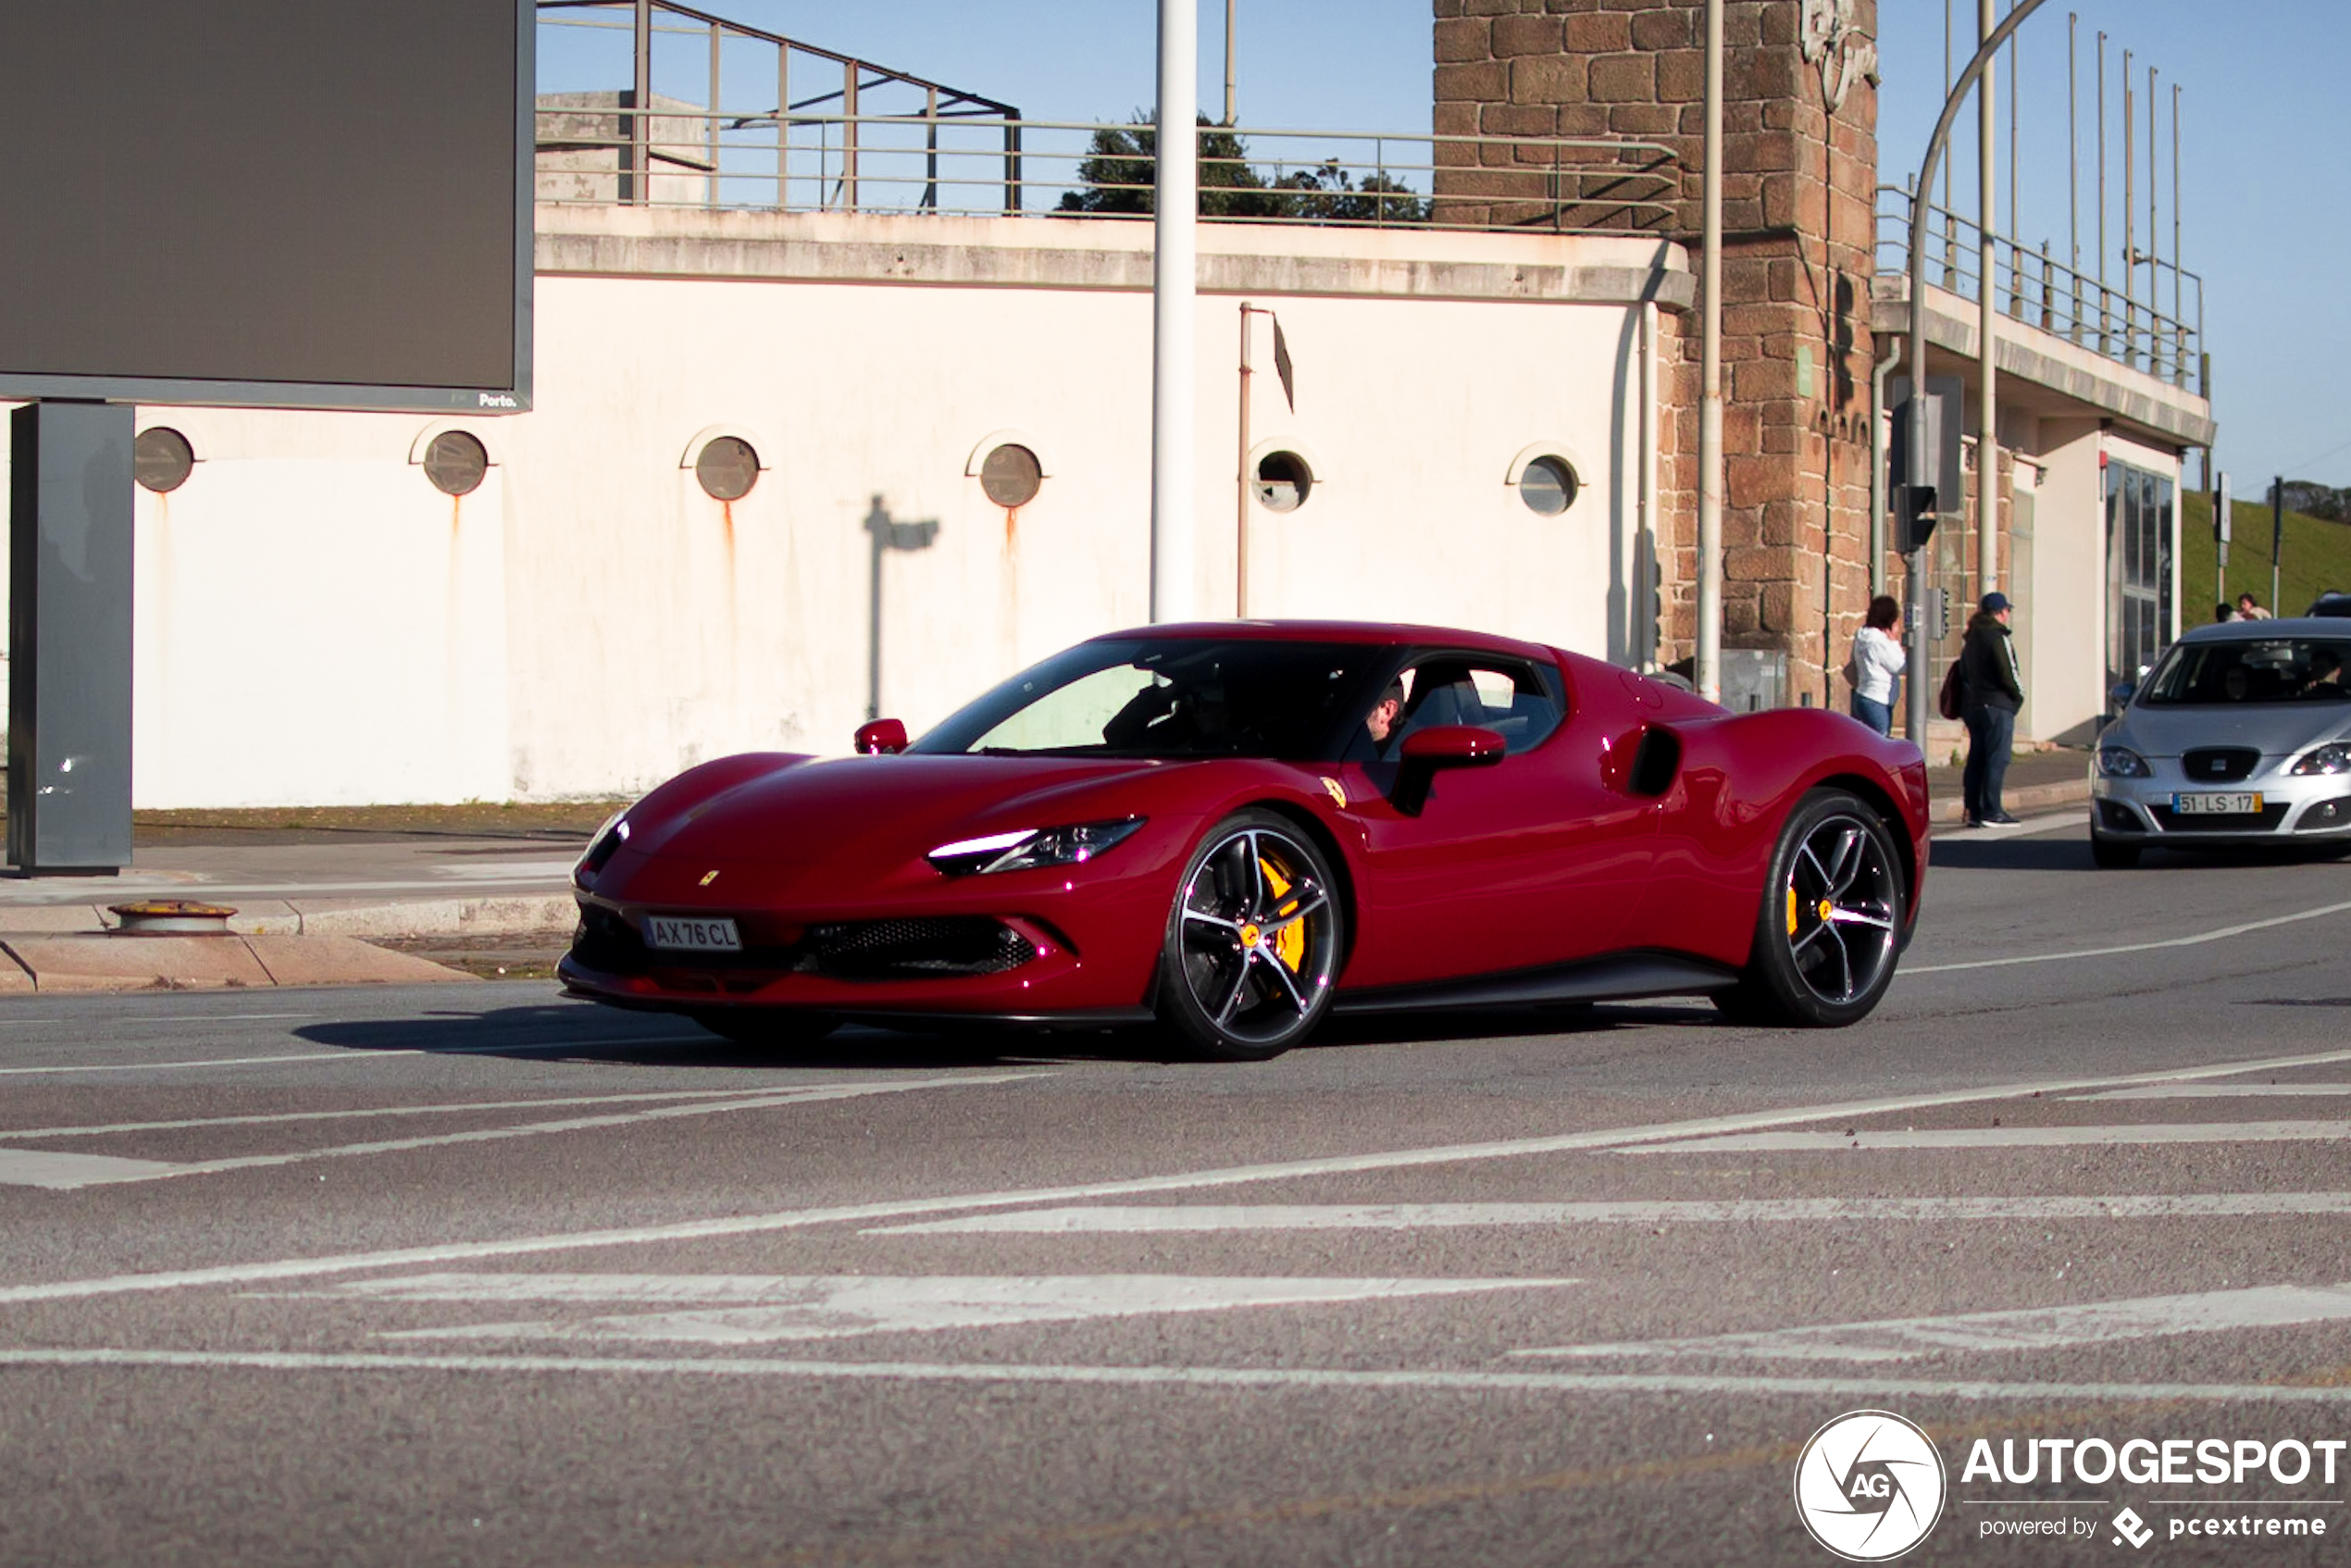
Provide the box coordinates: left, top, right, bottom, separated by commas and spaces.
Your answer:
9, 215, 1689, 808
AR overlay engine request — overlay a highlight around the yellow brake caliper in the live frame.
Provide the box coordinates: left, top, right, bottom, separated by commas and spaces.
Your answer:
1259, 857, 1308, 971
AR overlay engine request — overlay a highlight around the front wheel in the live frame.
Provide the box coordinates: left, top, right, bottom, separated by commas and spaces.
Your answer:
1713, 789, 1906, 1027
1156, 811, 1344, 1061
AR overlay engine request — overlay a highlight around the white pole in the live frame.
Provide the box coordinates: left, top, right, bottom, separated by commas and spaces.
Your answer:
1150, 0, 1199, 623
1978, 0, 1999, 598
1696, 0, 1723, 703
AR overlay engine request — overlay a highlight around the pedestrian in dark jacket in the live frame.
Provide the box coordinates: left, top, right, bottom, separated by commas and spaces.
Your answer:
1959, 591, 2025, 826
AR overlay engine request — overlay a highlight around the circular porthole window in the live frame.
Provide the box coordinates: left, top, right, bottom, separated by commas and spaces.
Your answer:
134, 427, 195, 493
1254, 450, 1312, 512
695, 435, 760, 501
978, 442, 1042, 508
422, 430, 489, 497
1518, 454, 1578, 516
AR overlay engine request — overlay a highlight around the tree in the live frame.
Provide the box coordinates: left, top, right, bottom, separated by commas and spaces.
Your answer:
1057, 115, 1424, 224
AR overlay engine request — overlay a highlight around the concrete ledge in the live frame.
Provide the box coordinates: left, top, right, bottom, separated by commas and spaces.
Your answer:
290, 893, 578, 940
0, 934, 474, 992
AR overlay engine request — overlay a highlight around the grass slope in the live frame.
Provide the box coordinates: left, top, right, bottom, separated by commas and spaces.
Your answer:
2178, 492, 2351, 622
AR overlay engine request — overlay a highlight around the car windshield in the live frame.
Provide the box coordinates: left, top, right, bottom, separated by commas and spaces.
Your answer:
2140, 638, 2351, 704
910, 638, 1397, 760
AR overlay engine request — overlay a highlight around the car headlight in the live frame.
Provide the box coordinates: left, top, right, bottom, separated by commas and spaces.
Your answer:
2292, 742, 2351, 777
575, 809, 632, 884
927, 818, 1145, 876
2096, 746, 2151, 778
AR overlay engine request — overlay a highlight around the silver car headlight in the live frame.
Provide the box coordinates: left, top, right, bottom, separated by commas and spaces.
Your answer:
2096, 745, 2152, 778
2291, 742, 2351, 777
927, 818, 1145, 876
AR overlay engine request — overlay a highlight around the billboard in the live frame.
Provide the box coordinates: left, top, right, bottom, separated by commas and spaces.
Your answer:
0, 0, 532, 413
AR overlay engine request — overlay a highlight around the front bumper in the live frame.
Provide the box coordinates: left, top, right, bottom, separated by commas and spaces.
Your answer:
2090, 767, 2351, 843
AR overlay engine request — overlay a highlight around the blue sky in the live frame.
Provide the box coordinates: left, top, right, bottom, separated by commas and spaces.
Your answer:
542, 2, 2340, 489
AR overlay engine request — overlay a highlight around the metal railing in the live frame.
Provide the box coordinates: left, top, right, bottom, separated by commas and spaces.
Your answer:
534, 105, 1679, 233
1875, 182, 2203, 392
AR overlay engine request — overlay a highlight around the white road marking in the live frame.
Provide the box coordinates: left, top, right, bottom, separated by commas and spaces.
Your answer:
1618, 1122, 2351, 1154
1904, 897, 2351, 976
1513, 1280, 2351, 1363
0, 1035, 749, 1076
870, 1193, 2351, 1235
2068, 1084, 2351, 1101
282, 1273, 1572, 1344
0, 1074, 1044, 1189
0, 1151, 185, 1189
6, 1347, 2351, 1406
0, 1052, 380, 1077
10, 1044, 2351, 1305
0, 1086, 858, 1140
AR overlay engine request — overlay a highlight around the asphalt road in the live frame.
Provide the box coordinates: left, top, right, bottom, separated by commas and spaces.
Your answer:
5, 817, 2351, 1567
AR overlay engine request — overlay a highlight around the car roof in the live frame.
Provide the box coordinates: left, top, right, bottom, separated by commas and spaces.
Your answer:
1087, 619, 1562, 663
2175, 616, 2351, 643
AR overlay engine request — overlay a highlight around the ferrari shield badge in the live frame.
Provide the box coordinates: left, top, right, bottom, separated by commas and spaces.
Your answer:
1320, 777, 1348, 809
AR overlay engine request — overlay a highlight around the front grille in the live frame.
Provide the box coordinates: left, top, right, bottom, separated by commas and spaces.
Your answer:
569, 906, 1034, 982
2097, 801, 2146, 834
798, 918, 1035, 980
2149, 803, 2290, 833
2182, 747, 2260, 783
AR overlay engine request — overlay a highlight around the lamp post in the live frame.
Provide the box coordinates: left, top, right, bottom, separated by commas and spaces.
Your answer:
1150, 0, 1198, 623
1905, 0, 2047, 746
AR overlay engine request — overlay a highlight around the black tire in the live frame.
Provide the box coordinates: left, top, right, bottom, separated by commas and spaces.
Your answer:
1713, 788, 1906, 1028
690, 1010, 840, 1049
1155, 810, 1344, 1061
2090, 835, 2143, 869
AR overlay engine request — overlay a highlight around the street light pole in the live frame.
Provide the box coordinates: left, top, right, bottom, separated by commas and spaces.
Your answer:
1906, 0, 2047, 746
1150, 0, 1198, 622
1696, 0, 1723, 703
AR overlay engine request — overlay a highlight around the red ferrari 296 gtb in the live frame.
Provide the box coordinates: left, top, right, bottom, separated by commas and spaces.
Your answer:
561, 622, 1930, 1059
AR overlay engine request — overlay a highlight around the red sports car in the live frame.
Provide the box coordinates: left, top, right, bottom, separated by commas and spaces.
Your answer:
561, 622, 1930, 1059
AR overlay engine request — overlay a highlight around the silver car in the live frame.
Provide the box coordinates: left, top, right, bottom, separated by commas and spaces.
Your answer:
2090, 618, 2351, 867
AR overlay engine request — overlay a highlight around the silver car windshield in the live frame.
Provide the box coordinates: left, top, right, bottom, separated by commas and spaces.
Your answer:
2142, 638, 2351, 705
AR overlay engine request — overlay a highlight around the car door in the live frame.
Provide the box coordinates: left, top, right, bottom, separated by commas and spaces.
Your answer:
1332, 652, 1660, 989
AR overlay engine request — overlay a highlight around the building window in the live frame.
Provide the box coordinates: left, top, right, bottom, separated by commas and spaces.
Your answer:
1517, 454, 1577, 516
133, 427, 195, 493
978, 442, 1042, 507
423, 430, 489, 496
1255, 450, 1312, 512
695, 435, 760, 501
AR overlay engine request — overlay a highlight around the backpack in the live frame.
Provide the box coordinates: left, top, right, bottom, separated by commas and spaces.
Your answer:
1936, 660, 1965, 721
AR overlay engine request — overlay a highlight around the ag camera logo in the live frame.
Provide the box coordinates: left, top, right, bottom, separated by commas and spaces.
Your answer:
1794, 1410, 1947, 1561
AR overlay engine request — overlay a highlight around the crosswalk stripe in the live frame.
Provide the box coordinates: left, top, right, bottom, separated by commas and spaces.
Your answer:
868, 1193, 2351, 1234
1513, 1280, 2351, 1363
286, 1274, 1578, 1344
1618, 1122, 2351, 1153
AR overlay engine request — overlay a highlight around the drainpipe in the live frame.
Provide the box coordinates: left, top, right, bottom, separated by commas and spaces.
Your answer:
1869, 336, 1903, 601
1696, 0, 1723, 703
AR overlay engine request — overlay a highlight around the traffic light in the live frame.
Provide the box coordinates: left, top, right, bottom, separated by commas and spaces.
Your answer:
1895, 482, 1938, 554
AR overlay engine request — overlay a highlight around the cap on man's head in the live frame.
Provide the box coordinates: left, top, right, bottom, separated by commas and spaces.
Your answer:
1980, 591, 2010, 615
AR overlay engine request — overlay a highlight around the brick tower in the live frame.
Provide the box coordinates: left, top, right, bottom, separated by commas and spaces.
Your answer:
1435, 0, 1883, 702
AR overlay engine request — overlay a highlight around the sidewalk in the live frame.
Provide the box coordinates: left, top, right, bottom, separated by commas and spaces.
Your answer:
1921, 746, 2090, 827
0, 802, 612, 992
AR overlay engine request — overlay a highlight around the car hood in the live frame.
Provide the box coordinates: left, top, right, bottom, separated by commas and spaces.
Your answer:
2111, 703, 2351, 758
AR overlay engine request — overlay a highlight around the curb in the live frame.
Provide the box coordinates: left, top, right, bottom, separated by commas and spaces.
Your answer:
0, 891, 578, 941
0, 933, 477, 993
1926, 777, 2088, 827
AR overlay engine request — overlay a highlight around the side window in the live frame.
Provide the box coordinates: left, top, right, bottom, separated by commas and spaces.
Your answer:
1390, 656, 1564, 754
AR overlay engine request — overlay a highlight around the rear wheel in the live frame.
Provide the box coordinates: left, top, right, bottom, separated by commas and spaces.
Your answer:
1713, 789, 1905, 1027
2090, 835, 2143, 869
1156, 811, 1344, 1061
690, 1010, 840, 1050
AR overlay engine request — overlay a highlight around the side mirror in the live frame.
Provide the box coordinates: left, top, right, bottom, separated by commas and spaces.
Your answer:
1392, 724, 1504, 816
854, 718, 908, 755
2108, 682, 2136, 710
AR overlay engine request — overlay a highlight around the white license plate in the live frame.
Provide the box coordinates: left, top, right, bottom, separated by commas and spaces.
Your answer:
2172, 791, 2263, 815
644, 915, 741, 952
